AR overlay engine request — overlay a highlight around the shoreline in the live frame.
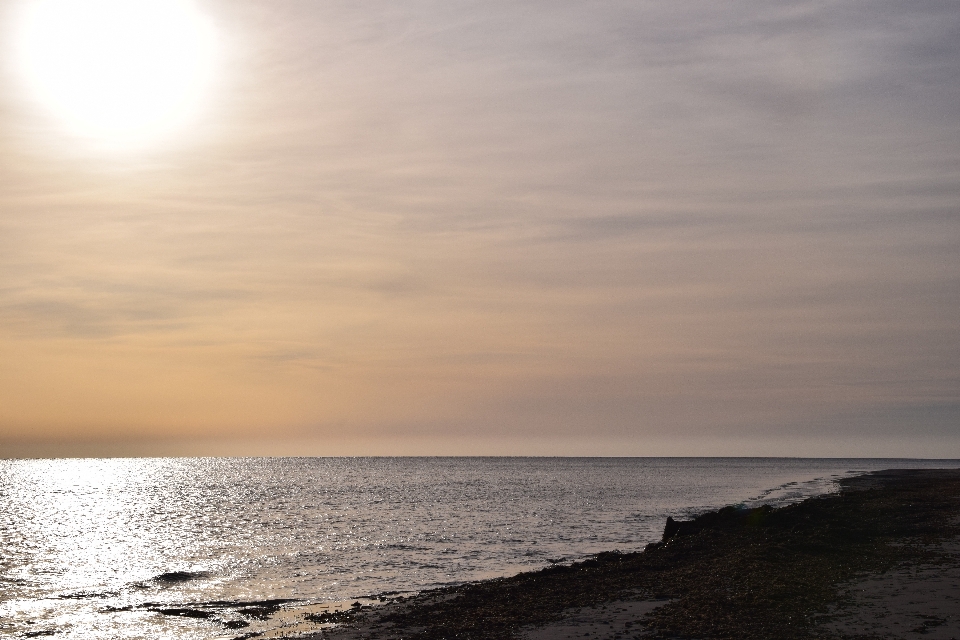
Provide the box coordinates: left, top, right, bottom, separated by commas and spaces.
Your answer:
283, 468, 960, 640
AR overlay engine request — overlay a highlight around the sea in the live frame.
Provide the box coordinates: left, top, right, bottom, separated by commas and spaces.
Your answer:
2, 457, 959, 639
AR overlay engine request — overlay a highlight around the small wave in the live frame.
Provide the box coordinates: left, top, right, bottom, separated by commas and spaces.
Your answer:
59, 590, 119, 600
743, 476, 844, 508
378, 543, 432, 551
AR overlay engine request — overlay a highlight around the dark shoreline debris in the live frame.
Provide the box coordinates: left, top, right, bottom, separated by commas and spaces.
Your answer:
100, 597, 300, 631
152, 571, 210, 584
153, 607, 212, 619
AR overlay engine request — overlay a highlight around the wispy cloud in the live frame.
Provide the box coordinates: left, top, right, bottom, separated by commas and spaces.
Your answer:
0, 0, 957, 454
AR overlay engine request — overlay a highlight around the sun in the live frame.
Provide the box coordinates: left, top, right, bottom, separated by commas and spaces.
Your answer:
15, 0, 218, 150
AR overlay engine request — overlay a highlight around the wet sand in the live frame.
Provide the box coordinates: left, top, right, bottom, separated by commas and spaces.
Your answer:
284, 469, 960, 640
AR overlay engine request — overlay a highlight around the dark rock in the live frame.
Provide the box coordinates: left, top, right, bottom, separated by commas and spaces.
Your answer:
236, 606, 278, 620
662, 505, 774, 541
153, 571, 209, 584
663, 516, 680, 540
223, 620, 250, 629
305, 610, 353, 624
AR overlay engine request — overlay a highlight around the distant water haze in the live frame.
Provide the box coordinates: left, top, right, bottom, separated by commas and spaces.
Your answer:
0, 0, 958, 456
4, 457, 959, 639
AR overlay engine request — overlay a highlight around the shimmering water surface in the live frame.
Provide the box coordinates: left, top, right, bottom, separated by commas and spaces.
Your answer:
2, 457, 958, 639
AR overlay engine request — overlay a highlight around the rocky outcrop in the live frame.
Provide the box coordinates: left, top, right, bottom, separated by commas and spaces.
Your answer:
662, 504, 773, 541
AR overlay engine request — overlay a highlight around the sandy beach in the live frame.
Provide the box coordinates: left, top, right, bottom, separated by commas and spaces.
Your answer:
289, 469, 960, 640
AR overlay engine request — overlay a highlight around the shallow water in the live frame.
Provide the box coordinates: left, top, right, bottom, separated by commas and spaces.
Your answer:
1, 457, 958, 639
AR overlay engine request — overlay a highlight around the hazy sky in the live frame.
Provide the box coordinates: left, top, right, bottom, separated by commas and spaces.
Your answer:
1, 0, 958, 457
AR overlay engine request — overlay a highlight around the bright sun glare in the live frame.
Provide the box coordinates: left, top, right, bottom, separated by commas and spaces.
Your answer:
16, 0, 218, 150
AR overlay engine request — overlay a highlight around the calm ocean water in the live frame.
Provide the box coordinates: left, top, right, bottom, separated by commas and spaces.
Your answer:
2, 457, 958, 639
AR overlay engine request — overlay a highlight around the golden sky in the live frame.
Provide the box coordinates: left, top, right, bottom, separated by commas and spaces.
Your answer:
1, 0, 958, 457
